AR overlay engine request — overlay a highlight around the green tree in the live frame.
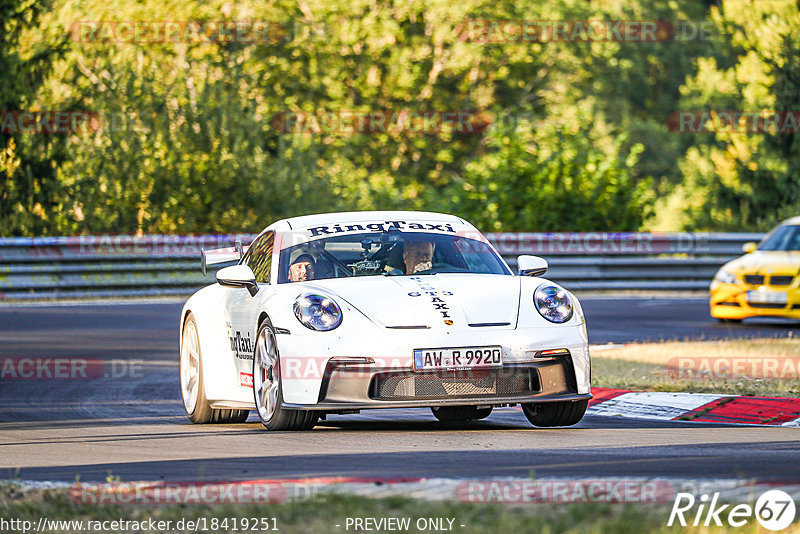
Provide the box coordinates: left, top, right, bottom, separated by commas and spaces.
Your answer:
675, 0, 800, 230
443, 114, 652, 231
4, 0, 717, 235
0, 0, 71, 235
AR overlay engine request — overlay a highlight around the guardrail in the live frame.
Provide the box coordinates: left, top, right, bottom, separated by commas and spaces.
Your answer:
488, 232, 762, 291
0, 232, 763, 299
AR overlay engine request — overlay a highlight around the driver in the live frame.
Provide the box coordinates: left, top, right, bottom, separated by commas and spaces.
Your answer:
289, 253, 315, 282
403, 241, 435, 274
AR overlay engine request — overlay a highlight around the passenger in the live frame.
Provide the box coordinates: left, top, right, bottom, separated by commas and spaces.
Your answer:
403, 241, 435, 274
288, 254, 315, 282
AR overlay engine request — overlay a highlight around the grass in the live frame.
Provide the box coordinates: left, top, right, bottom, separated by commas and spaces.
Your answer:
592, 336, 800, 396
0, 484, 795, 534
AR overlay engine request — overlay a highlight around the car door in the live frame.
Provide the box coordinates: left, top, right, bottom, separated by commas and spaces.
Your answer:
222, 231, 275, 388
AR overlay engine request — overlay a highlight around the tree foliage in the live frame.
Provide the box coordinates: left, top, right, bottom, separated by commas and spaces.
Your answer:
2, 0, 796, 235
675, 0, 800, 231
443, 116, 652, 231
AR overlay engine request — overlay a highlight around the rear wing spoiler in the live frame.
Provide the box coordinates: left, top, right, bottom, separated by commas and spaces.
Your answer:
201, 240, 247, 275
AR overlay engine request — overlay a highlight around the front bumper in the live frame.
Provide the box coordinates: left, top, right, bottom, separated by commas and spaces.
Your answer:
276, 324, 590, 404
283, 356, 589, 411
710, 282, 800, 319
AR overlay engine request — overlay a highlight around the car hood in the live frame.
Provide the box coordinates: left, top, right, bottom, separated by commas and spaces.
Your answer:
300, 274, 521, 330
724, 251, 800, 275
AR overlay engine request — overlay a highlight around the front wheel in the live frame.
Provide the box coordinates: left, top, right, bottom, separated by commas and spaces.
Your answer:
253, 321, 318, 431
522, 400, 588, 427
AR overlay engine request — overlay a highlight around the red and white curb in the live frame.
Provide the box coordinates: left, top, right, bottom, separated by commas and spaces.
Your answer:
588, 387, 800, 426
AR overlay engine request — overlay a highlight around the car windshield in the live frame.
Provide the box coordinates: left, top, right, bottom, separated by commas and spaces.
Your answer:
278, 231, 511, 283
759, 225, 800, 251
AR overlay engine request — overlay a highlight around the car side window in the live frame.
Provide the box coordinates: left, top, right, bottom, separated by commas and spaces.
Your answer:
245, 232, 274, 283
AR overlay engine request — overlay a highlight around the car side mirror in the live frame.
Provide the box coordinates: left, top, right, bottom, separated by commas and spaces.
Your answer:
517, 255, 548, 277
741, 242, 757, 254
216, 265, 259, 297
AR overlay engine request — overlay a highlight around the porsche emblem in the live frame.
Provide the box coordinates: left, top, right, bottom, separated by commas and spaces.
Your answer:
444, 319, 454, 326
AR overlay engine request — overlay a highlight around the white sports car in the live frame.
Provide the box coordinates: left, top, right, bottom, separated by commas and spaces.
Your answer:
179, 211, 591, 430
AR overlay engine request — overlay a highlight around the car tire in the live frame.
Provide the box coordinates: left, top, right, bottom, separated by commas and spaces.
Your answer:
181, 313, 250, 424
253, 319, 318, 431
431, 405, 490, 422
522, 400, 588, 427
717, 318, 742, 324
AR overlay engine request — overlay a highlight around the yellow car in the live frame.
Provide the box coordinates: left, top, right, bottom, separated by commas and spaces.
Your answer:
710, 216, 800, 322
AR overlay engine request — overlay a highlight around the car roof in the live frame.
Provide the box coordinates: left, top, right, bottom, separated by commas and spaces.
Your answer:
782, 216, 800, 226
261, 211, 483, 250
282, 211, 468, 230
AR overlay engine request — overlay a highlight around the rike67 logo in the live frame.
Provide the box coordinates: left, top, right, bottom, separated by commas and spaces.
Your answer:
668, 490, 796, 531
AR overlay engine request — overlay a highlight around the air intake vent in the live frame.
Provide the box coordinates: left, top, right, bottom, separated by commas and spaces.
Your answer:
369, 368, 538, 400
744, 274, 765, 285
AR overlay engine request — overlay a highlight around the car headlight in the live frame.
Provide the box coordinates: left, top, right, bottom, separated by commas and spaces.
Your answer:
293, 294, 343, 331
714, 269, 736, 284
534, 284, 573, 323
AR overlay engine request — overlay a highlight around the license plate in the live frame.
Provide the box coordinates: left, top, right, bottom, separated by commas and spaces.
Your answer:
747, 290, 788, 304
413, 346, 502, 371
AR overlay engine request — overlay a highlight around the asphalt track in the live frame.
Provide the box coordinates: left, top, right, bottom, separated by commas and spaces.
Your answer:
0, 298, 798, 484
